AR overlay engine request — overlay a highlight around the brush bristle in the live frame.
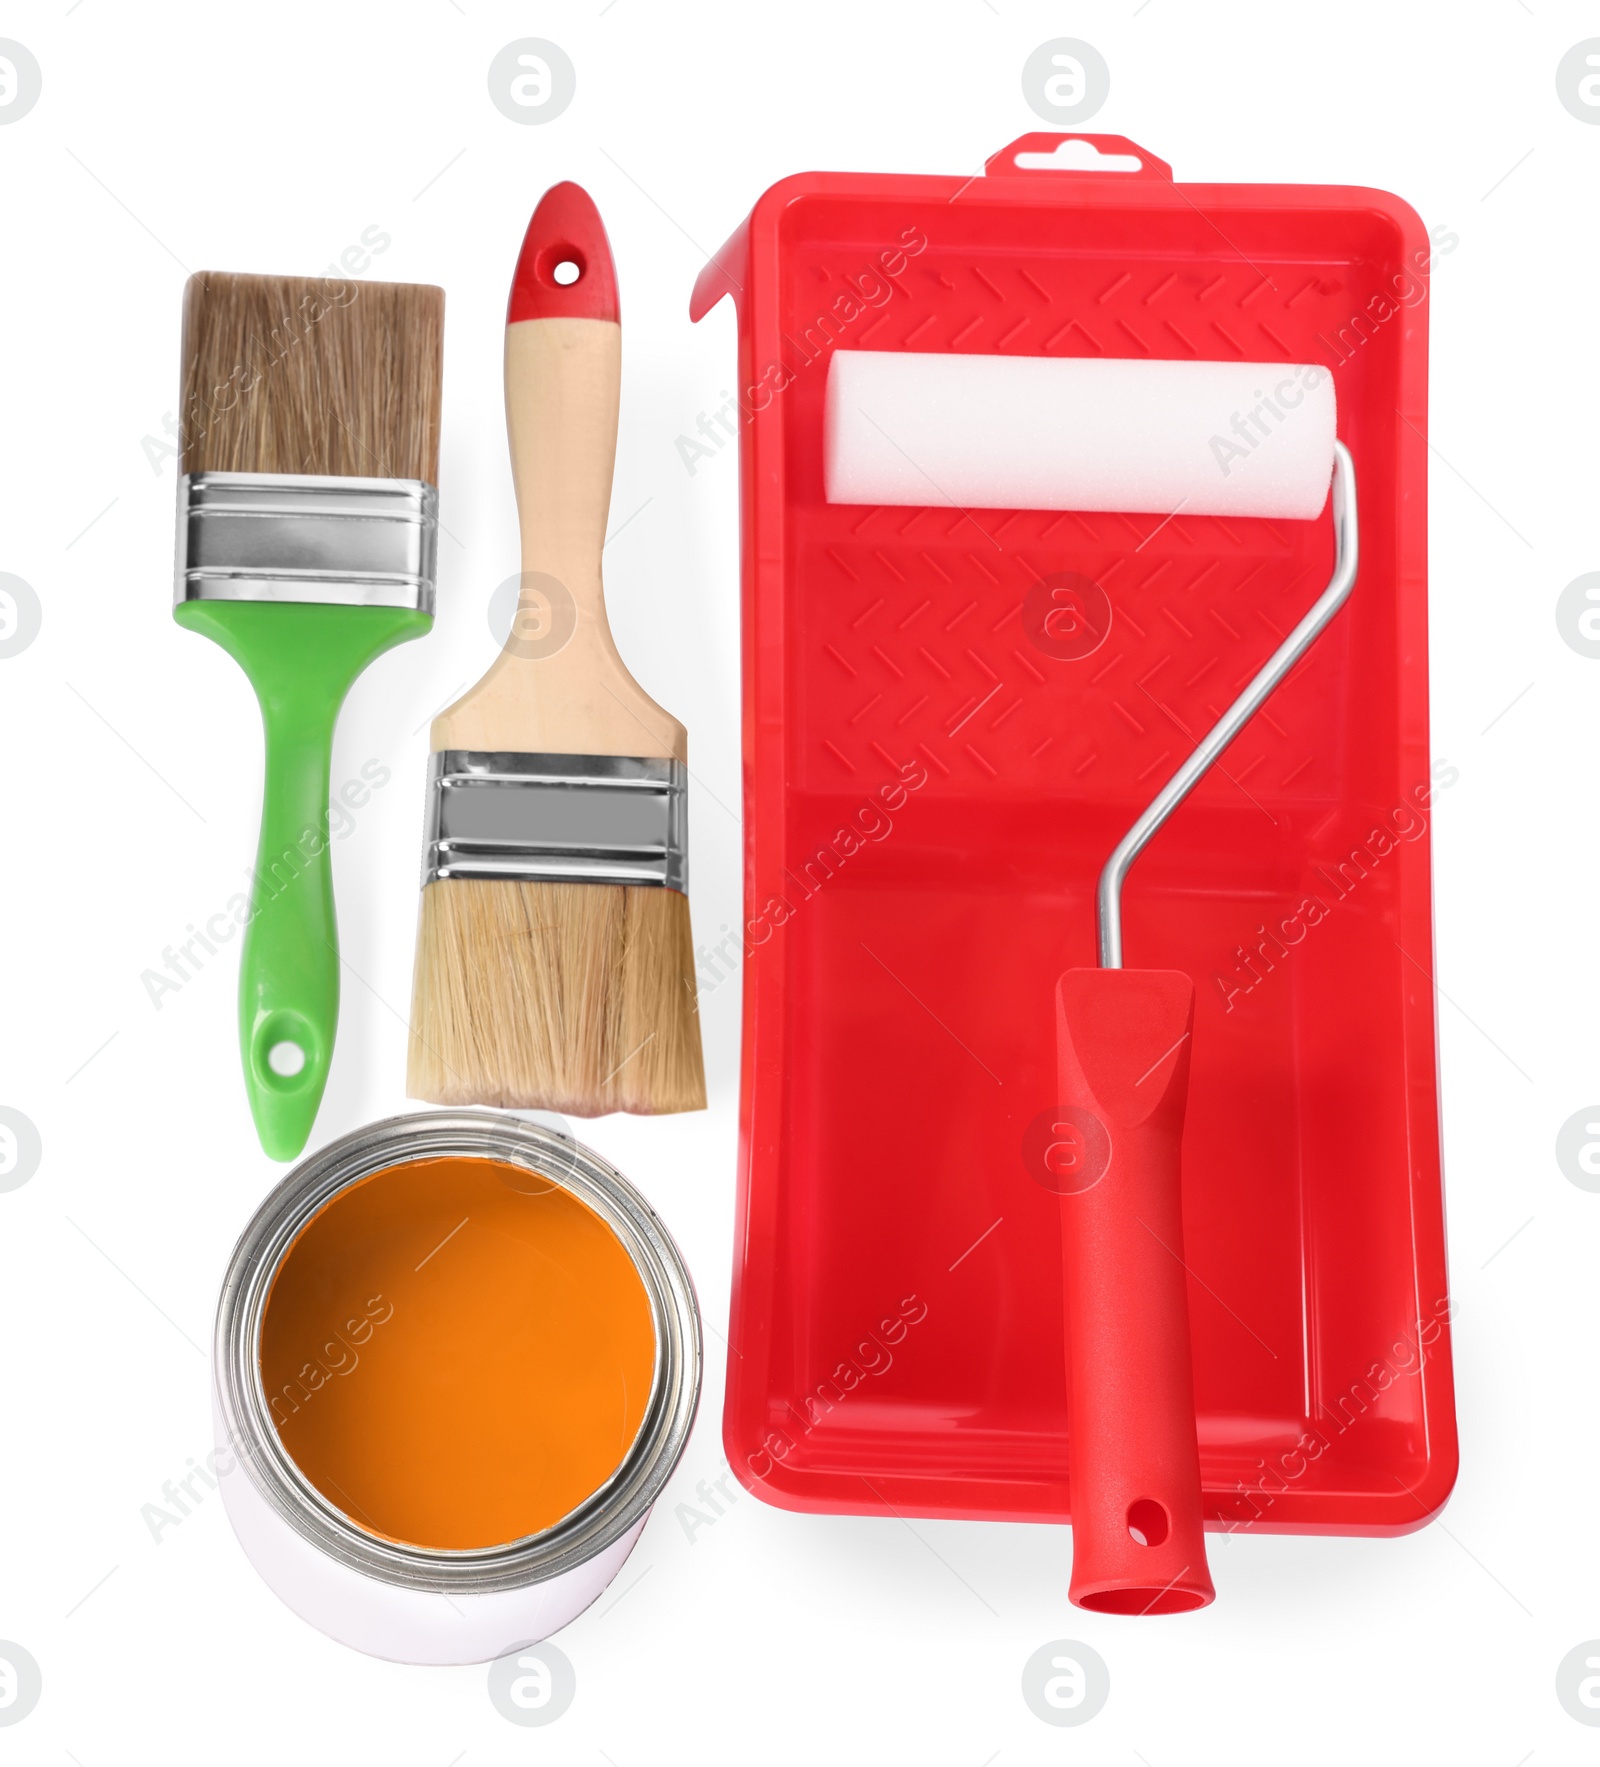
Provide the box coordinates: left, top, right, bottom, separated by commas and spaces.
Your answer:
180, 272, 444, 482
407, 880, 707, 1116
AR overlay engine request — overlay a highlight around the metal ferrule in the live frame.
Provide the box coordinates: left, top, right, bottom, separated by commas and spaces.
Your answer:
175, 471, 439, 613
214, 1112, 702, 1596
424, 750, 688, 893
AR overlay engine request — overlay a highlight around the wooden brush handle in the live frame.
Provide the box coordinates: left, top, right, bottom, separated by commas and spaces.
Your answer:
433, 184, 685, 762
508, 317, 619, 595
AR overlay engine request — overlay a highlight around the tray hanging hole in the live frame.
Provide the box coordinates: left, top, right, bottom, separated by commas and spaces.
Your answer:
1126, 1497, 1169, 1547
1014, 138, 1142, 173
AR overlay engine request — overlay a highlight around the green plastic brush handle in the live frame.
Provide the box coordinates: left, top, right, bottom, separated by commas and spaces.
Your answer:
174, 600, 430, 1160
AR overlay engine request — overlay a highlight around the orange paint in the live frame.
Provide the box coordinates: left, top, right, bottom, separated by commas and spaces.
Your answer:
258, 1155, 656, 1551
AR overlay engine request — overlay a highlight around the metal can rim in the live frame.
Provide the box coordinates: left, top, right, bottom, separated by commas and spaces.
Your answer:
214, 1110, 701, 1595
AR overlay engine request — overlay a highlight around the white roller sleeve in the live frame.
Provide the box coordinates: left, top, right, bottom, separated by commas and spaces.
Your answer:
824, 351, 1337, 521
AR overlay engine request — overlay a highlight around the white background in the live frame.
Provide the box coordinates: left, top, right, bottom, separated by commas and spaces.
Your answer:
0, 0, 1593, 1758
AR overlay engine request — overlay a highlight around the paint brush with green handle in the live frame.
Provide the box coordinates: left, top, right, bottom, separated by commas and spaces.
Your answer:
174, 272, 444, 1159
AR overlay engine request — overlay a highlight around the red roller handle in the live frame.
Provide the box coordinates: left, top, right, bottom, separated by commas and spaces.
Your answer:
1055, 967, 1214, 1614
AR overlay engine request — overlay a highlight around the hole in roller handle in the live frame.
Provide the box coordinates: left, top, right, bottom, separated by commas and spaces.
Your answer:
1126, 1497, 1170, 1548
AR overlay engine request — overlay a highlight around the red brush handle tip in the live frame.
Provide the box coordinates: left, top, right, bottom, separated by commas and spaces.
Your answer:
508, 181, 619, 324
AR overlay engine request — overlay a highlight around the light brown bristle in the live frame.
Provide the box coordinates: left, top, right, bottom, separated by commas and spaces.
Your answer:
407, 880, 707, 1116
180, 272, 444, 482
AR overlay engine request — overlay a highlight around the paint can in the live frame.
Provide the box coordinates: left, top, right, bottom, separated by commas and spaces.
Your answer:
213, 1111, 700, 1664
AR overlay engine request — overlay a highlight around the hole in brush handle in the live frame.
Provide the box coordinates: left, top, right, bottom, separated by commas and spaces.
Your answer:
266, 1040, 307, 1078
252, 1011, 320, 1093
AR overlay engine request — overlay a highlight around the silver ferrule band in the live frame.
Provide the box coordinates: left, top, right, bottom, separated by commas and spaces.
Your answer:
175, 471, 439, 613
424, 751, 688, 893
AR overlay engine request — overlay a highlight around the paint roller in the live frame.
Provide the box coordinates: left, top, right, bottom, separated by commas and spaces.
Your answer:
825, 347, 1358, 1614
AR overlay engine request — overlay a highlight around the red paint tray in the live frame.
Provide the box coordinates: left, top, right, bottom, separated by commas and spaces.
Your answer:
691, 134, 1455, 1536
